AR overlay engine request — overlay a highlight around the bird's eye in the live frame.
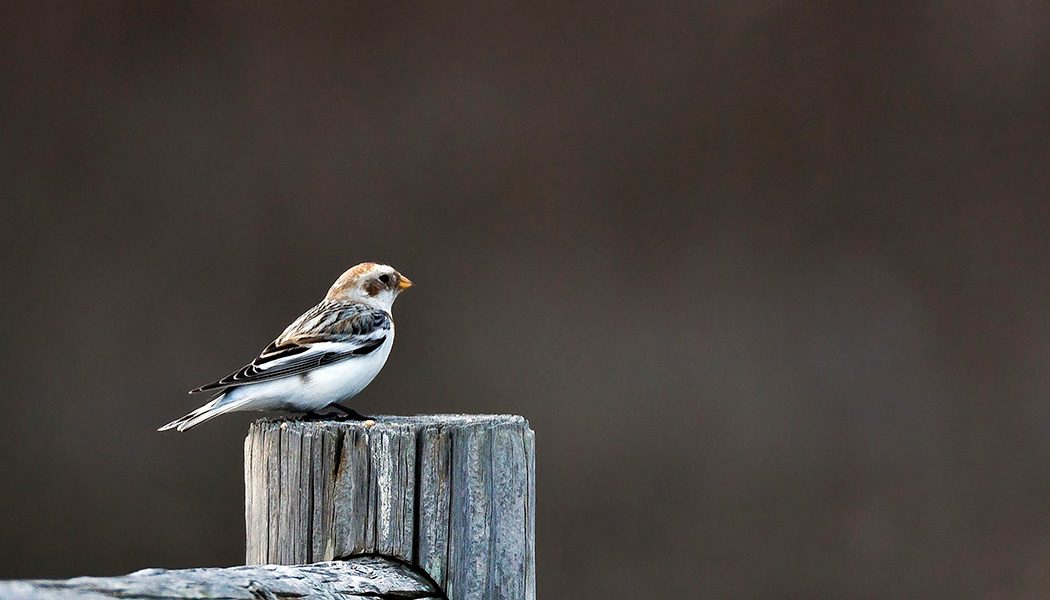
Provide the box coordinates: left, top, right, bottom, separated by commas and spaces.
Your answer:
378, 274, 391, 284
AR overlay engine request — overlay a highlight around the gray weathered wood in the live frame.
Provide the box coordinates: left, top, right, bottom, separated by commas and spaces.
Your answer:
0, 556, 442, 600
245, 414, 536, 600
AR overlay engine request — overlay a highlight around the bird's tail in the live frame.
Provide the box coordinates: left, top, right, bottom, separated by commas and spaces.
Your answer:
158, 392, 251, 432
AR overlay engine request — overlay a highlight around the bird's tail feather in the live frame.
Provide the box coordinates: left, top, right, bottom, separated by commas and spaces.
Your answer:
158, 392, 252, 432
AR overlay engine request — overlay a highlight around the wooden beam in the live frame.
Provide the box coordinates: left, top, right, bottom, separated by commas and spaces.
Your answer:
0, 556, 442, 600
245, 414, 536, 600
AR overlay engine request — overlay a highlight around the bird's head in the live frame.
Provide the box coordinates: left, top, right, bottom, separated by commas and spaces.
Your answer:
325, 262, 412, 310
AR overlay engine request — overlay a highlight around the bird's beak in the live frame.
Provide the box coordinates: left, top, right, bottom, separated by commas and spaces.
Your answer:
398, 276, 413, 290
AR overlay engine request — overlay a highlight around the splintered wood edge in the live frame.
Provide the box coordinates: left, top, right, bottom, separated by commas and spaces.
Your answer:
251, 414, 528, 430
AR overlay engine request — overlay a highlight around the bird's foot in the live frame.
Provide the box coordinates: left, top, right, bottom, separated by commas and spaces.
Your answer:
330, 403, 374, 421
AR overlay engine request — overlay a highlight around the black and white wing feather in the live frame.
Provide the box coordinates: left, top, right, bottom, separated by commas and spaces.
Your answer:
190, 300, 392, 394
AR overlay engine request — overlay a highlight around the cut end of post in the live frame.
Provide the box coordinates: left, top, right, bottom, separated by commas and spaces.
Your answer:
252, 413, 530, 428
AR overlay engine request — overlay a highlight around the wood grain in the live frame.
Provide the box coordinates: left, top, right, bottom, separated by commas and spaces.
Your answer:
245, 414, 535, 600
0, 556, 442, 600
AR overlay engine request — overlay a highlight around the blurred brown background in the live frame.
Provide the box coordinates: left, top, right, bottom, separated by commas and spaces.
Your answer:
2, 2, 1050, 598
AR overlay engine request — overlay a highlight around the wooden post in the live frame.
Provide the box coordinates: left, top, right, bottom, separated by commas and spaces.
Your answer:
245, 414, 536, 600
0, 557, 442, 599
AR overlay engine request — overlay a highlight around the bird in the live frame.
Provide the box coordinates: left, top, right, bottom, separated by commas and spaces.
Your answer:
159, 262, 412, 432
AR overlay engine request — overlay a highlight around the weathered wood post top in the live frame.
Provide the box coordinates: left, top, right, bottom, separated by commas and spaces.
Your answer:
246, 414, 536, 600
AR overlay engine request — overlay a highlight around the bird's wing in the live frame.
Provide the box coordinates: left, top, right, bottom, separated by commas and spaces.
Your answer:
190, 301, 392, 393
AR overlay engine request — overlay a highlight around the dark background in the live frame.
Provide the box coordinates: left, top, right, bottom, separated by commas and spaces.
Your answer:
2, 2, 1050, 598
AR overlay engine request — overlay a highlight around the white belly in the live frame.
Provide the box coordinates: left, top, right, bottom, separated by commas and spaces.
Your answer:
225, 332, 394, 412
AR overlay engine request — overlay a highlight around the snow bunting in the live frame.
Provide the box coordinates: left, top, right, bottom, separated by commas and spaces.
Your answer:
159, 262, 412, 432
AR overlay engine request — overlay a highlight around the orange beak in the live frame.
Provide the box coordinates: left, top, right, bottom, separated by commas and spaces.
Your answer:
398, 276, 413, 290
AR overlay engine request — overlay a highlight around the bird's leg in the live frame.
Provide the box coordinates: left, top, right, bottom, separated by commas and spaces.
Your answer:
294, 411, 330, 422
330, 403, 374, 421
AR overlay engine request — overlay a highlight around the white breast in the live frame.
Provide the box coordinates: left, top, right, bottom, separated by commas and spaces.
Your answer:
226, 330, 395, 412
